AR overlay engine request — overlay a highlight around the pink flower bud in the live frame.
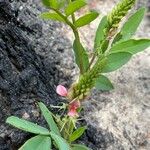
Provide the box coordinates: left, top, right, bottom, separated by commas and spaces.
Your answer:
68, 108, 78, 117
70, 100, 81, 108
67, 100, 80, 117
56, 85, 68, 97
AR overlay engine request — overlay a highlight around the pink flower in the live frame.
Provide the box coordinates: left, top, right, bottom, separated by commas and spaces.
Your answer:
68, 100, 81, 117
56, 85, 68, 97
56, 85, 68, 96
68, 108, 78, 117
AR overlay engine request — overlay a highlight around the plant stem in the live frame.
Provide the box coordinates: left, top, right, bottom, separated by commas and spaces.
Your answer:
73, 30, 86, 74
52, 8, 85, 74
69, 0, 84, 74
89, 53, 97, 69
68, 0, 76, 24
52, 8, 75, 30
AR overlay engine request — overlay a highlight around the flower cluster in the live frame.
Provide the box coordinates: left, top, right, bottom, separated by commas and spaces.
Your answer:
56, 85, 80, 117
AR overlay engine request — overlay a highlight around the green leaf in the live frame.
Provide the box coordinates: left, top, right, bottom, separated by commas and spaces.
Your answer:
95, 75, 114, 91
42, 0, 59, 9
19, 135, 51, 150
102, 52, 132, 73
65, 0, 87, 16
6, 116, 50, 135
73, 39, 89, 74
72, 144, 90, 150
113, 7, 146, 44
50, 131, 70, 150
69, 126, 86, 142
58, 0, 66, 9
74, 11, 99, 28
94, 16, 108, 49
40, 12, 65, 22
110, 39, 150, 54
38, 102, 61, 136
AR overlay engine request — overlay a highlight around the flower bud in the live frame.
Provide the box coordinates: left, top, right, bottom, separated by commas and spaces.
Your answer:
68, 100, 80, 117
56, 85, 68, 97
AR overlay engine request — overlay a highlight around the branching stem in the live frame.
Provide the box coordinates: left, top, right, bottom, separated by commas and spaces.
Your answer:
52, 7, 84, 74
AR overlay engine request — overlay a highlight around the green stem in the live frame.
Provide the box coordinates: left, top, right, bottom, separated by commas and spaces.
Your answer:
52, 8, 75, 30
52, 8, 84, 74
69, 0, 84, 74
68, 0, 76, 24
89, 52, 97, 69
73, 29, 85, 74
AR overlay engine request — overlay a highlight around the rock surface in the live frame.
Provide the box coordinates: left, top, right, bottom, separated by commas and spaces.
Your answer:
0, 0, 114, 150
82, 0, 150, 150
0, 0, 71, 149
0, 0, 150, 150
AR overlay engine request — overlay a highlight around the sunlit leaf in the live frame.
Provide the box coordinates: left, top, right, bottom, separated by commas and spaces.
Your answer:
95, 75, 114, 91
69, 126, 86, 142
110, 39, 150, 54
19, 135, 51, 150
94, 16, 108, 49
65, 0, 87, 16
75, 11, 99, 28
73, 39, 89, 74
102, 52, 132, 73
6, 116, 50, 135
40, 12, 65, 22
50, 131, 70, 150
113, 7, 146, 44
58, 0, 66, 9
42, 0, 59, 9
38, 102, 61, 136
72, 144, 90, 150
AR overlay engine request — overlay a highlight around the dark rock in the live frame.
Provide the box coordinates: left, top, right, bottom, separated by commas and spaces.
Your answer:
0, 0, 115, 150
1, 0, 149, 150
0, 0, 65, 149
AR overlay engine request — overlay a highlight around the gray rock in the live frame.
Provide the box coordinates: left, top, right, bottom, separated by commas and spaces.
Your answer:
0, 0, 150, 150
0, 0, 71, 149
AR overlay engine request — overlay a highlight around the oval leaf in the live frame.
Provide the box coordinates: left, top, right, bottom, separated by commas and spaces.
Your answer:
73, 39, 89, 74
75, 11, 99, 28
38, 102, 61, 136
94, 16, 108, 49
110, 39, 150, 54
113, 7, 146, 44
19, 135, 51, 150
58, 0, 66, 9
69, 126, 86, 142
50, 131, 70, 150
6, 116, 50, 135
102, 52, 132, 73
95, 75, 114, 91
65, 0, 87, 16
72, 144, 90, 150
42, 0, 59, 9
40, 12, 65, 22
